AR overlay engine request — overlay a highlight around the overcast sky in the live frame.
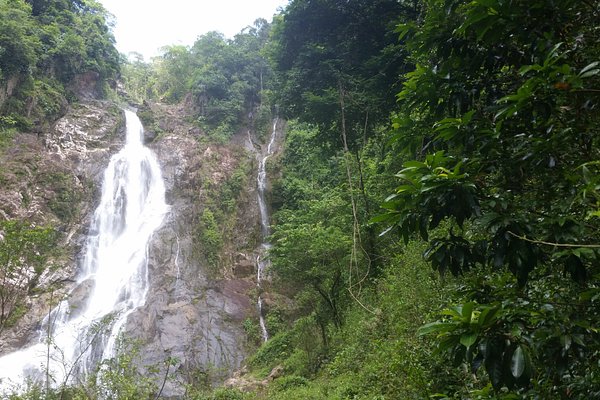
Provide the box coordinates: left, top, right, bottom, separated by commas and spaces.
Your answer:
98, 0, 289, 60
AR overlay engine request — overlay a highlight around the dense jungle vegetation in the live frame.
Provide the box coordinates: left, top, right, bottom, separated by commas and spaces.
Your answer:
2, 0, 600, 398
0, 0, 119, 129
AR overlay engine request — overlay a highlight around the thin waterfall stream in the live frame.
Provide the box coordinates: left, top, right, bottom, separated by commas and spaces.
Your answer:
0, 110, 168, 390
255, 118, 279, 343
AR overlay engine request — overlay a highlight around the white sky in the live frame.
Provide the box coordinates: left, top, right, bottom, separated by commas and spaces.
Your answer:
98, 0, 289, 60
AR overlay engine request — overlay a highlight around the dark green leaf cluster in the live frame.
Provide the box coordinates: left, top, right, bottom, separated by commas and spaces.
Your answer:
379, 0, 600, 395
270, 123, 352, 331
271, 0, 416, 149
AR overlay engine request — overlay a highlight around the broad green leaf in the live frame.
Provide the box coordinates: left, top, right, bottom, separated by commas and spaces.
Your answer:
417, 321, 456, 336
580, 68, 600, 79
486, 356, 504, 390
579, 61, 600, 76
394, 184, 416, 194
478, 306, 500, 327
460, 332, 478, 349
561, 335, 572, 351
437, 335, 460, 353
572, 334, 585, 347
462, 302, 475, 323
519, 64, 543, 75
369, 212, 399, 223
395, 22, 415, 40
441, 305, 463, 319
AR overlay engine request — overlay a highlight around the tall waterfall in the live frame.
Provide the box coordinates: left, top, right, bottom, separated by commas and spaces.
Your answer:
0, 110, 168, 390
256, 118, 279, 343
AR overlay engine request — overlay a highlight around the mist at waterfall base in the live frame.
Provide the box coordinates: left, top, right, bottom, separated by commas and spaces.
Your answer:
0, 110, 168, 391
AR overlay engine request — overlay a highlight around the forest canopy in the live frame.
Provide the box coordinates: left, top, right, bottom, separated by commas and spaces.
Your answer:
263, 0, 600, 398
0, 0, 119, 127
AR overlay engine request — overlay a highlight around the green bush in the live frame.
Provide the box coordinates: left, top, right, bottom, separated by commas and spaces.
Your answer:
189, 387, 254, 400
249, 332, 292, 374
270, 375, 308, 392
195, 208, 223, 269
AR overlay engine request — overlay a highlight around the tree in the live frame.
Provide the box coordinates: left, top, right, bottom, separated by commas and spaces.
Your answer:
0, 0, 40, 78
121, 52, 156, 103
0, 220, 56, 333
0, 0, 119, 130
378, 0, 600, 396
271, 122, 353, 342
270, 0, 415, 148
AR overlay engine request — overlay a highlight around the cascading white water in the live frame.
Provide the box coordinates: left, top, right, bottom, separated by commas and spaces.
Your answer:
256, 118, 279, 343
0, 110, 168, 391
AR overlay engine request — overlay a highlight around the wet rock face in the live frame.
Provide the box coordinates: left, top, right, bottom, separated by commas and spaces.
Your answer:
68, 71, 102, 100
1, 100, 259, 397
0, 101, 123, 355
121, 104, 259, 397
45, 101, 124, 181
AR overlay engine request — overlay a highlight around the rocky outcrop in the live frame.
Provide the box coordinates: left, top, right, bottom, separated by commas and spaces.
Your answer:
0, 99, 266, 397
68, 71, 102, 100
118, 102, 262, 397
0, 75, 20, 109
223, 365, 285, 393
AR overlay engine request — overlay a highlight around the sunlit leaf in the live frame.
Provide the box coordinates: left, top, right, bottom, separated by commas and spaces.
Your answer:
510, 345, 525, 378
460, 332, 478, 349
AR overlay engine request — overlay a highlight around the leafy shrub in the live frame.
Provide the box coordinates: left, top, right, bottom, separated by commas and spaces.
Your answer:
249, 332, 292, 373
270, 375, 308, 392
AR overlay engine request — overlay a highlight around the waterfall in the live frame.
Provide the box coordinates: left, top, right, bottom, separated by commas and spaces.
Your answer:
0, 110, 168, 391
256, 118, 279, 343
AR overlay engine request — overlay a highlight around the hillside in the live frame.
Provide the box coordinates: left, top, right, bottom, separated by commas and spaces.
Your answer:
1, 0, 600, 399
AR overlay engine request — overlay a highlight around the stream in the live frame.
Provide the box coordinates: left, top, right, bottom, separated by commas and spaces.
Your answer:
254, 117, 280, 343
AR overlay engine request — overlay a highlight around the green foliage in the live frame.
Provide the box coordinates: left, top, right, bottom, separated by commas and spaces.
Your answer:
0, 0, 39, 76
41, 171, 82, 224
0, 220, 56, 332
121, 20, 274, 138
376, 151, 479, 247
90, 337, 159, 399
243, 317, 262, 346
270, 122, 356, 334
375, 0, 600, 396
136, 104, 163, 138
270, 375, 308, 392
249, 331, 292, 373
0, 0, 119, 122
3, 334, 172, 399
271, 0, 414, 149
219, 162, 248, 213
0, 115, 17, 149
195, 208, 223, 269
247, 240, 449, 399
30, 78, 67, 120
189, 387, 254, 400
153, 44, 194, 103
120, 52, 156, 103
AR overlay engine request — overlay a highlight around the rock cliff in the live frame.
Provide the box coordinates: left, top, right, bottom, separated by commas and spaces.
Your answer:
126, 102, 261, 396
0, 100, 266, 396
0, 100, 123, 353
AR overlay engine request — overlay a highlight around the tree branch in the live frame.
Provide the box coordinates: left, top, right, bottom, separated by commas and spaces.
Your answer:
507, 231, 600, 248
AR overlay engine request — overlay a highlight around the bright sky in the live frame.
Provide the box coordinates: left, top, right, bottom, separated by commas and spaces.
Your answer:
98, 0, 289, 60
